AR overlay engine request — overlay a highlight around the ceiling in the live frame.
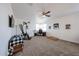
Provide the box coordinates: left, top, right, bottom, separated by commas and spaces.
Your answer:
11, 3, 79, 20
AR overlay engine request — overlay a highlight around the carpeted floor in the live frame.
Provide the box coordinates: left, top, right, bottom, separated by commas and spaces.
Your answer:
15, 36, 79, 56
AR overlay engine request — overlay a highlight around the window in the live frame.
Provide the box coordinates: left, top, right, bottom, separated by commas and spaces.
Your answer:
36, 24, 47, 31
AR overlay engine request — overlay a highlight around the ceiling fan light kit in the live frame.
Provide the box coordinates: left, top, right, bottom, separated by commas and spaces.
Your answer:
42, 11, 51, 17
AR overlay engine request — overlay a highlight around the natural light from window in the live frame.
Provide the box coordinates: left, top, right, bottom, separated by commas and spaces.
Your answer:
36, 24, 47, 32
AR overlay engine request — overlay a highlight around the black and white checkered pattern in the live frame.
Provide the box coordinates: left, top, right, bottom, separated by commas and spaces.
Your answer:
8, 35, 24, 56
20, 34, 25, 40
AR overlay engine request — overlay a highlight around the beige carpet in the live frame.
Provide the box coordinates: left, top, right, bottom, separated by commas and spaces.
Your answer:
15, 36, 79, 56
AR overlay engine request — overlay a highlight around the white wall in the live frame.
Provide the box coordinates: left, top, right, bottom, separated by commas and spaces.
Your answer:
14, 4, 79, 44
46, 12, 79, 43
0, 4, 16, 56
1, 3, 79, 56
15, 18, 36, 37
16, 11, 79, 44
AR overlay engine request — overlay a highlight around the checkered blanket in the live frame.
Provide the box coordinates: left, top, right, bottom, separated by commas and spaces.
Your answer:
8, 35, 24, 56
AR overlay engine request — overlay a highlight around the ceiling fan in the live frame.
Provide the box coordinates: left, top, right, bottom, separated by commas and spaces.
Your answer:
42, 11, 51, 17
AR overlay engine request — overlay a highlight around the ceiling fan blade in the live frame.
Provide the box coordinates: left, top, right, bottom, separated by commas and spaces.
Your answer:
47, 11, 51, 13
42, 11, 51, 15
42, 12, 46, 15
45, 11, 51, 15
45, 15, 50, 17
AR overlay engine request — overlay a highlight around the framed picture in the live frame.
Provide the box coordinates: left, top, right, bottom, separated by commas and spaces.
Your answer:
9, 15, 14, 28
53, 23, 59, 29
49, 26, 51, 29
65, 24, 71, 29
